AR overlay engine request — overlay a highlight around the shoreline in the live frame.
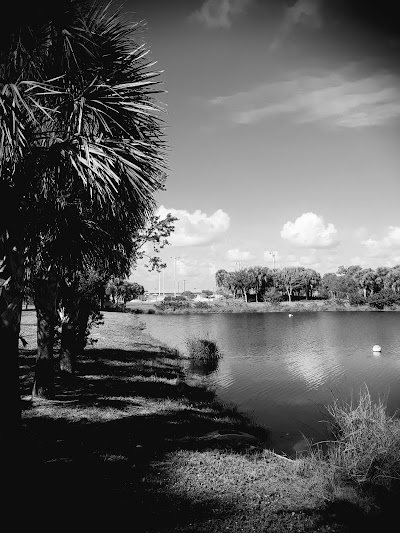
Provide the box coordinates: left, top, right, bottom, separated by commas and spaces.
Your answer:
19, 310, 397, 531
127, 299, 400, 314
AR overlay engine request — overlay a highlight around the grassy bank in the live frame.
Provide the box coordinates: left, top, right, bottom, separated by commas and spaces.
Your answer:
128, 298, 400, 315
19, 310, 399, 531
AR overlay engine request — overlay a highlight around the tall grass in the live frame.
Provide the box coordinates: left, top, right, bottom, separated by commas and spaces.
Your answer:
185, 334, 221, 364
324, 386, 400, 490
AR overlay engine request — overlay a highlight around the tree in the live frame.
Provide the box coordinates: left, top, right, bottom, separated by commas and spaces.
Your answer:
275, 267, 305, 302
230, 269, 253, 302
321, 273, 339, 299
302, 269, 321, 300
1, 0, 167, 415
215, 269, 230, 294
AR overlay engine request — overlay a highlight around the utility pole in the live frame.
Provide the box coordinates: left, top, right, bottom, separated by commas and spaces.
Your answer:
170, 256, 180, 297
162, 269, 165, 296
158, 271, 161, 296
234, 261, 242, 271
177, 281, 180, 294
183, 279, 186, 293
270, 252, 276, 270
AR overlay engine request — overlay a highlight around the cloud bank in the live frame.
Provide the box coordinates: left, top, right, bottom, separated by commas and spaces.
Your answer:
157, 205, 230, 247
362, 226, 400, 256
211, 69, 400, 128
281, 212, 339, 248
189, 0, 252, 29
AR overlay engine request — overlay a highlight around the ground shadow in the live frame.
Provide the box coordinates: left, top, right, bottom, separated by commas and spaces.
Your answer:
19, 347, 397, 532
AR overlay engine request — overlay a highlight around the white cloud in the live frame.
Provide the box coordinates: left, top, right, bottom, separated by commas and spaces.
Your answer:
157, 205, 230, 247
362, 226, 400, 256
271, 0, 323, 49
189, 0, 252, 29
226, 248, 253, 261
281, 212, 339, 248
211, 69, 400, 128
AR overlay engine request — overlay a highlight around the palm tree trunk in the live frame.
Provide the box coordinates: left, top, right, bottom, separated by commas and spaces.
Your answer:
59, 320, 76, 376
0, 237, 24, 454
32, 275, 59, 399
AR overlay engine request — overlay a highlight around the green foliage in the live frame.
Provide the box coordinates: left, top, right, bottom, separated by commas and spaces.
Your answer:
325, 387, 400, 490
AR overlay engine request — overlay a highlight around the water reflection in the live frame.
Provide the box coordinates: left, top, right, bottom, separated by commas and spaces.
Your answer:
188, 358, 220, 376
139, 312, 400, 455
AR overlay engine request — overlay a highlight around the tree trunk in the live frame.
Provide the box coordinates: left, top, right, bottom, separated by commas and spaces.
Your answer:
59, 320, 76, 376
32, 276, 59, 399
0, 236, 25, 450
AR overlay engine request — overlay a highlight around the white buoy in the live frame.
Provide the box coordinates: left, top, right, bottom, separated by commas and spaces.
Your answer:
373, 345, 382, 352
288, 314, 293, 317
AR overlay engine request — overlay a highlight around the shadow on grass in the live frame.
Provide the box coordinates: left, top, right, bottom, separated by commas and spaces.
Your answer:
19, 347, 397, 532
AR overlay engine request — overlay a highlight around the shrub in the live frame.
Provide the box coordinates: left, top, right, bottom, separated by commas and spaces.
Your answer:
324, 386, 400, 490
368, 290, 400, 310
194, 301, 211, 310
185, 334, 221, 364
155, 300, 190, 312
348, 293, 367, 306
263, 288, 284, 303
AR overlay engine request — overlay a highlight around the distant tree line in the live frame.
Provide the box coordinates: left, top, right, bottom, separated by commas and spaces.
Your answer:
215, 265, 400, 308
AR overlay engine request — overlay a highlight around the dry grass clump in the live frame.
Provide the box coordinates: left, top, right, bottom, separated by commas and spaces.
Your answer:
324, 386, 400, 490
185, 334, 221, 364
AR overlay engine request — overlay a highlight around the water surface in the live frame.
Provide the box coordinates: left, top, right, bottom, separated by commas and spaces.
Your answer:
139, 312, 400, 454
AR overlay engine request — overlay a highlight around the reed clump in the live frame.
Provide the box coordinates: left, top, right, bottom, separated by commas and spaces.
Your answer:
185, 335, 222, 365
324, 386, 400, 490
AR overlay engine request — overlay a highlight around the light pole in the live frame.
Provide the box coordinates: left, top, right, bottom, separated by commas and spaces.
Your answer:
170, 256, 180, 297
177, 281, 180, 294
270, 252, 276, 270
183, 279, 186, 293
158, 271, 161, 296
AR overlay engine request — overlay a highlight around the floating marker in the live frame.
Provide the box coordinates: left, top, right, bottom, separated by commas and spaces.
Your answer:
372, 345, 382, 352
288, 314, 293, 317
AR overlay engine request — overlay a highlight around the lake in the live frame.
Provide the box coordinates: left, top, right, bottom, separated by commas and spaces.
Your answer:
138, 311, 400, 455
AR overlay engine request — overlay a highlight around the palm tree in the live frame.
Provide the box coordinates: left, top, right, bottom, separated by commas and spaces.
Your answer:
1, 1, 167, 412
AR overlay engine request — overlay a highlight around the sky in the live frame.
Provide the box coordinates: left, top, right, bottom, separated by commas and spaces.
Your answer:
122, 0, 400, 293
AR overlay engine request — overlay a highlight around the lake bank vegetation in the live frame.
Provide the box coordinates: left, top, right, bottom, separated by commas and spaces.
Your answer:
19, 311, 399, 531
142, 264, 400, 313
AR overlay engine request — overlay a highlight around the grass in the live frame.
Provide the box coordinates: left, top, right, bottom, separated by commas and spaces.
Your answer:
18, 310, 399, 531
322, 386, 400, 490
185, 335, 221, 363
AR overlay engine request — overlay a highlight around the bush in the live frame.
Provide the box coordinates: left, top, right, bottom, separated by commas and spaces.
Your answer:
324, 386, 400, 490
348, 293, 367, 306
368, 290, 400, 310
263, 288, 284, 303
194, 301, 211, 310
185, 334, 221, 364
155, 300, 190, 312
